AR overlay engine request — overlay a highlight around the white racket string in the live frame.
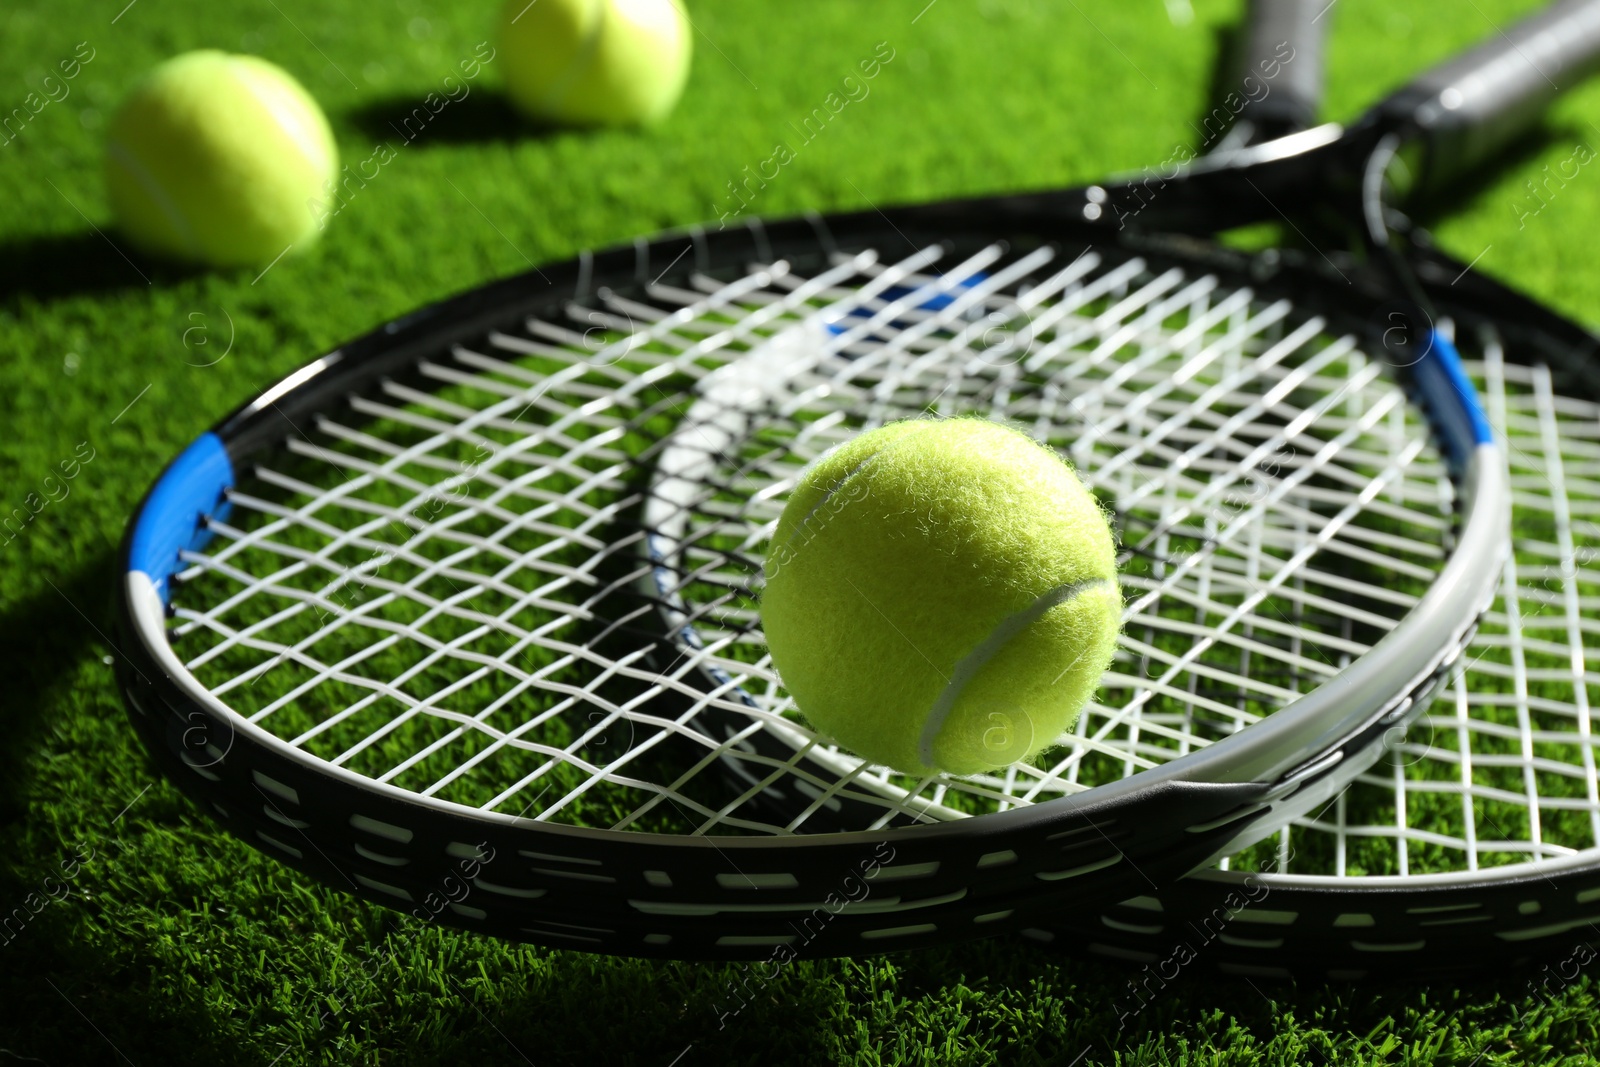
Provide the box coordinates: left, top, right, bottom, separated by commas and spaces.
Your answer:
165, 242, 1457, 837
1234, 334, 1600, 879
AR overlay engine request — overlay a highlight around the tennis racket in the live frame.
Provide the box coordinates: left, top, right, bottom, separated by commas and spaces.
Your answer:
1029, 0, 1600, 981
1037, 330, 1600, 981
1212, 0, 1329, 153
114, 1, 1551, 961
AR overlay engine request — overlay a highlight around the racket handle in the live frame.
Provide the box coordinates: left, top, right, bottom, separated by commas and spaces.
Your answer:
1236, 0, 1329, 135
1375, 0, 1600, 187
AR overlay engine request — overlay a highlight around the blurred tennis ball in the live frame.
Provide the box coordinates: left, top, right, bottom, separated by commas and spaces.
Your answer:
497, 0, 692, 126
105, 51, 337, 268
761, 418, 1122, 777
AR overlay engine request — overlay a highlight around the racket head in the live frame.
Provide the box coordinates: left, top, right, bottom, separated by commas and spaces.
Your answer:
1008, 0, 1600, 978
114, 194, 1502, 959
1027, 272, 1600, 979
117, 0, 1600, 959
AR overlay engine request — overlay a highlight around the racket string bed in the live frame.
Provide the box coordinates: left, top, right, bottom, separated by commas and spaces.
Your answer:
111, 0, 1600, 961
165, 240, 1454, 840
1233, 337, 1600, 880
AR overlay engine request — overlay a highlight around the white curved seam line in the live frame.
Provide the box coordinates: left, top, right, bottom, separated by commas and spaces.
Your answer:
1017, 430, 1426, 806
240, 71, 328, 175
538, 4, 607, 115
106, 138, 201, 256
917, 577, 1115, 769
780, 452, 879, 554
774, 419, 942, 559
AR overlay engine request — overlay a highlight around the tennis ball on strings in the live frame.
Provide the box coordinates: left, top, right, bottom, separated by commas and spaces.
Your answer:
761, 418, 1121, 777
497, 0, 692, 126
105, 51, 337, 268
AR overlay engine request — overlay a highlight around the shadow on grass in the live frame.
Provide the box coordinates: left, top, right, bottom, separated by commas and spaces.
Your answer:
0, 230, 204, 305
1411, 122, 1598, 232
1197, 19, 1247, 149
330, 930, 1582, 1066
0, 548, 244, 1064
0, 551, 117, 824
347, 90, 563, 148
0, 853, 1584, 1066
0, 889, 253, 1066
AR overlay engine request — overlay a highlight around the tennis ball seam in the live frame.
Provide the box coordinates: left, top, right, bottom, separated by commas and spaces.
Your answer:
918, 576, 1116, 769
106, 136, 203, 258
780, 453, 881, 553
537, 0, 609, 115
763, 417, 1120, 777
232, 62, 336, 189
777, 421, 939, 558
105, 52, 337, 265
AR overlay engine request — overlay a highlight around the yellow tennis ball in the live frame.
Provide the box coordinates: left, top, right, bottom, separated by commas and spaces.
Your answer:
105, 51, 337, 268
762, 418, 1121, 777
497, 0, 691, 126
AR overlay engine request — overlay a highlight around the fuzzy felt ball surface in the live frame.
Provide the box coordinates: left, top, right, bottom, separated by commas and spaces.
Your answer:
761, 417, 1121, 776
105, 50, 338, 267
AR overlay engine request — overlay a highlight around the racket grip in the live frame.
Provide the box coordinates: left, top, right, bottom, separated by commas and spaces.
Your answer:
1375, 0, 1600, 187
1236, 0, 1329, 134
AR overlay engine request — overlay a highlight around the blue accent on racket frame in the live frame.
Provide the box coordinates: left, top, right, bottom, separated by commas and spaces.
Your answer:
128, 432, 234, 603
826, 271, 991, 335
1411, 330, 1494, 470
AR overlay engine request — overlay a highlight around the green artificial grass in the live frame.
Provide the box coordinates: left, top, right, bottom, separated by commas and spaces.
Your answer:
6, 0, 1600, 1063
